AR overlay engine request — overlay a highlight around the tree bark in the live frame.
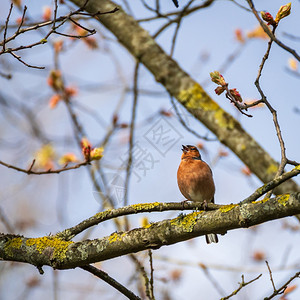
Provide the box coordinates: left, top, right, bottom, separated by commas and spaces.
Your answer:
1, 193, 299, 269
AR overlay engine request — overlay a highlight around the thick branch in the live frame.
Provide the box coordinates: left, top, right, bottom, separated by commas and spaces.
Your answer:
68, 0, 299, 195
1, 193, 299, 270
57, 201, 219, 240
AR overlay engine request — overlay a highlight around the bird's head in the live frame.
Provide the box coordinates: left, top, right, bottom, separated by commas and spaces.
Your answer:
181, 145, 201, 160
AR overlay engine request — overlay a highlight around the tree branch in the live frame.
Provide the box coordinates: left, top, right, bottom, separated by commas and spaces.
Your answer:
241, 165, 300, 204
57, 201, 219, 240
1, 193, 300, 270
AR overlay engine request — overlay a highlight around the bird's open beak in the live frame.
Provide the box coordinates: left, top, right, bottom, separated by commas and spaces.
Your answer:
181, 145, 188, 153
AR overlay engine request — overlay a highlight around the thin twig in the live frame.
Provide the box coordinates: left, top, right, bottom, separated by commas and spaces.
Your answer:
225, 87, 253, 117
251, 23, 288, 197
148, 250, 155, 300
282, 32, 300, 41
264, 270, 300, 300
228, 0, 251, 12
0, 159, 91, 175
266, 261, 277, 292
0, 2, 118, 68
228, 5, 292, 197
81, 264, 141, 300
129, 254, 152, 299
241, 165, 300, 204
138, 0, 214, 23
8, 50, 45, 69
124, 62, 140, 208
53, 30, 95, 39
80, 7, 119, 16
140, 0, 161, 15
2, 3, 13, 52
16, 6, 27, 34
170, 95, 216, 141
0, 5, 116, 47
200, 264, 226, 296
221, 274, 262, 300
153, 0, 214, 38
68, 17, 96, 33
53, 0, 58, 30
246, 0, 300, 61
170, 0, 194, 57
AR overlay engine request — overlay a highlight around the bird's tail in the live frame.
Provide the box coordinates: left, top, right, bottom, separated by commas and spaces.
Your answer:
205, 233, 218, 244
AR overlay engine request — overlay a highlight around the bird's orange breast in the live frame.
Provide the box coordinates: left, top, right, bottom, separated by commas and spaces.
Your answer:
177, 158, 215, 203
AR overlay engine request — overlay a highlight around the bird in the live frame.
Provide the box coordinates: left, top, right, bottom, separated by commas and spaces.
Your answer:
177, 145, 218, 244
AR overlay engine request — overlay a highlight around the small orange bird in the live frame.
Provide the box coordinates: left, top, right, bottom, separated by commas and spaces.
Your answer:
177, 145, 218, 244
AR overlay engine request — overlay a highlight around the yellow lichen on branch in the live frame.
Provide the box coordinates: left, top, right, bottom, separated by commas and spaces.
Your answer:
267, 164, 278, 174
26, 236, 73, 260
214, 109, 235, 129
4, 237, 23, 256
253, 198, 269, 204
277, 194, 290, 206
170, 211, 203, 232
178, 84, 219, 111
219, 204, 237, 213
108, 232, 126, 243
131, 202, 160, 211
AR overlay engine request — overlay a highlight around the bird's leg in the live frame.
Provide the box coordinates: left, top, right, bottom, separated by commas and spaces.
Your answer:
180, 199, 190, 209
202, 200, 208, 211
